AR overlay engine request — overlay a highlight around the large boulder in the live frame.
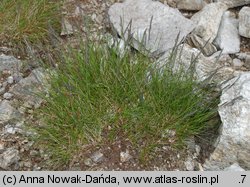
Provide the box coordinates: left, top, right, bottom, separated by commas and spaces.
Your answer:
204, 72, 250, 170
108, 0, 196, 57
214, 0, 250, 8
213, 11, 240, 54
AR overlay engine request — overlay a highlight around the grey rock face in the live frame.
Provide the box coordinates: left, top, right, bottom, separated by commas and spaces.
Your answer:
214, 11, 240, 54
0, 148, 20, 170
190, 3, 228, 56
184, 157, 195, 171
176, 0, 207, 10
0, 54, 22, 73
232, 58, 244, 68
106, 34, 128, 57
204, 72, 250, 170
0, 100, 20, 126
214, 0, 250, 8
224, 163, 246, 171
157, 44, 234, 83
90, 151, 104, 163
190, 34, 218, 56
236, 53, 250, 69
61, 18, 74, 36
108, 0, 196, 56
191, 3, 228, 42
239, 7, 250, 38
9, 68, 49, 108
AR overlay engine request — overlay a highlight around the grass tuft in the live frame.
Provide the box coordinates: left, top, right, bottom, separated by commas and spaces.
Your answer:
0, 0, 61, 45
33, 39, 219, 167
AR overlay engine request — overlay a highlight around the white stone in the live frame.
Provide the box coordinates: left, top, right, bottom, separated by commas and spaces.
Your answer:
108, 0, 196, 56
185, 157, 195, 171
120, 150, 132, 163
232, 58, 244, 68
204, 72, 250, 170
214, 11, 240, 54
3, 92, 13, 100
7, 76, 14, 84
239, 7, 250, 38
214, 0, 250, 8
3, 125, 16, 134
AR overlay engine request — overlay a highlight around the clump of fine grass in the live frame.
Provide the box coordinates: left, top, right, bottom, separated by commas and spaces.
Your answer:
34, 39, 218, 167
0, 0, 61, 45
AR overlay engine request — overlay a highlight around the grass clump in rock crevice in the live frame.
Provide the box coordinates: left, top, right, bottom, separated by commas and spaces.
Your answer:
34, 40, 219, 167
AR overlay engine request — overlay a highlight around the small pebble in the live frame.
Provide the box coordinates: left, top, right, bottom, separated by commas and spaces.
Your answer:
0, 87, 5, 95
91, 151, 104, 163
233, 58, 244, 68
3, 92, 13, 100
0, 142, 5, 153
120, 150, 132, 163
7, 76, 14, 84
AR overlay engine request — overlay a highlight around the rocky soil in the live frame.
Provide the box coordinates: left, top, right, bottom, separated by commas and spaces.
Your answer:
0, 0, 250, 171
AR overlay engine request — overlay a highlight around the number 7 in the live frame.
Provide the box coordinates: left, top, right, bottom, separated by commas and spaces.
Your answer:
241, 175, 246, 183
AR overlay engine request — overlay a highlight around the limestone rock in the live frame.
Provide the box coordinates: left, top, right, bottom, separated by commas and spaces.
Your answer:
9, 68, 49, 108
0, 54, 22, 73
214, 0, 250, 8
106, 34, 128, 57
108, 0, 196, 57
120, 150, 132, 163
157, 44, 234, 83
224, 163, 246, 171
239, 7, 250, 38
176, 0, 207, 10
3, 92, 13, 100
185, 157, 195, 171
61, 18, 74, 36
0, 148, 20, 170
204, 72, 250, 170
236, 53, 250, 70
232, 58, 244, 69
191, 2, 228, 42
90, 151, 104, 163
190, 34, 218, 56
0, 100, 20, 126
214, 11, 240, 54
